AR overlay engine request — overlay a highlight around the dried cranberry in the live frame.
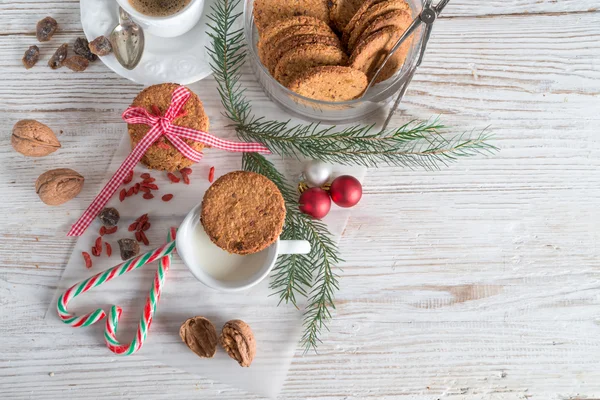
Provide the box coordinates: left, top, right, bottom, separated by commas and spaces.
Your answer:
22, 45, 40, 69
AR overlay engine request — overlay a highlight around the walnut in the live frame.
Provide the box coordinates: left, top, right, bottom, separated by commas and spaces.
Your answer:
220, 319, 256, 367
35, 168, 84, 206
12, 120, 61, 157
179, 316, 217, 358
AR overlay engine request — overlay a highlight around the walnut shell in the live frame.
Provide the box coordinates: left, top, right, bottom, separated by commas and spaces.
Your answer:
35, 168, 84, 206
220, 319, 256, 367
179, 316, 218, 358
11, 119, 61, 157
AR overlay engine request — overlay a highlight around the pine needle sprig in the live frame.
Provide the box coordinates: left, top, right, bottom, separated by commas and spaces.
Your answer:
242, 153, 341, 351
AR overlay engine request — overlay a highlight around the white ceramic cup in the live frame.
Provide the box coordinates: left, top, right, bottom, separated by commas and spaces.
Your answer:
115, 0, 204, 38
176, 202, 311, 292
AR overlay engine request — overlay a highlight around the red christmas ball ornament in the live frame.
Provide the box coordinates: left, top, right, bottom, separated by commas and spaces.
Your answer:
299, 187, 331, 219
329, 175, 362, 208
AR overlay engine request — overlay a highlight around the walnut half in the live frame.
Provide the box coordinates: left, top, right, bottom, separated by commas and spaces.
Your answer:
179, 316, 217, 358
220, 319, 256, 367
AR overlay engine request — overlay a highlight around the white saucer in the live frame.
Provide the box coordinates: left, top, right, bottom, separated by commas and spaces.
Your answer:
80, 0, 214, 85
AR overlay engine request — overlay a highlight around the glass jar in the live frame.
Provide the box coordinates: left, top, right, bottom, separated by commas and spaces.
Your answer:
243, 0, 425, 123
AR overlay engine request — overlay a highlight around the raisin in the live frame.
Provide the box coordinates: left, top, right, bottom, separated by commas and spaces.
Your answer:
73, 37, 98, 62
118, 238, 140, 261
98, 207, 120, 227
36, 17, 58, 42
22, 45, 40, 69
89, 36, 112, 56
48, 43, 68, 69
63, 55, 89, 72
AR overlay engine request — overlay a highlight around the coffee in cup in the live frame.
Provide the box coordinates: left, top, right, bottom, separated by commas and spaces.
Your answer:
128, 0, 191, 17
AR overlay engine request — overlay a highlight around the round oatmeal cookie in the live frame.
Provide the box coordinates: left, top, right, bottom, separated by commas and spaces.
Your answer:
329, 0, 371, 32
350, 25, 412, 83
350, 8, 412, 52
341, 0, 388, 39
128, 83, 209, 172
345, 0, 410, 50
287, 66, 368, 101
274, 43, 348, 87
253, 0, 330, 34
265, 31, 341, 74
259, 15, 331, 45
201, 171, 286, 255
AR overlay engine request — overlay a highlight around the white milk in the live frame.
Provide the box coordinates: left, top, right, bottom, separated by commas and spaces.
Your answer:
187, 219, 268, 282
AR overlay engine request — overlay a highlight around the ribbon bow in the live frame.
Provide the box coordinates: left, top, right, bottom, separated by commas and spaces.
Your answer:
67, 86, 271, 237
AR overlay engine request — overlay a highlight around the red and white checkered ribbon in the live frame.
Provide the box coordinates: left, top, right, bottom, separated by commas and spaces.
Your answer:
67, 86, 270, 237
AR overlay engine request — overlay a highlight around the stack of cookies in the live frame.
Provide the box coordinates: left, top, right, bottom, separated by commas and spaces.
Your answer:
127, 83, 210, 171
253, 0, 413, 102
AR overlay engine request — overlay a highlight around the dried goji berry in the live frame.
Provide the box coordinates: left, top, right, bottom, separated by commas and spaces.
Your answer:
208, 166, 215, 183
119, 188, 126, 202
167, 172, 180, 183
139, 186, 151, 193
82, 251, 92, 268
141, 222, 151, 231
91, 246, 99, 257
123, 170, 134, 185
126, 187, 135, 197
180, 167, 192, 175
162, 194, 174, 202
137, 213, 148, 223
128, 222, 138, 232
141, 173, 151, 179
141, 182, 159, 190
95, 236, 102, 250
135, 231, 142, 242
143, 193, 154, 200
105, 226, 118, 235
105, 242, 112, 257
133, 183, 140, 194
182, 174, 190, 185
139, 231, 149, 246
99, 226, 107, 236
142, 177, 156, 183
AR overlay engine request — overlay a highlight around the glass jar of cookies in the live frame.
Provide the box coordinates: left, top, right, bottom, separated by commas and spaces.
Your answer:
244, 0, 425, 123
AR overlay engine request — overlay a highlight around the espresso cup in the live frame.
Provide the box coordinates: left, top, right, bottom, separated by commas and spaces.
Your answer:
115, 0, 204, 38
177, 202, 311, 292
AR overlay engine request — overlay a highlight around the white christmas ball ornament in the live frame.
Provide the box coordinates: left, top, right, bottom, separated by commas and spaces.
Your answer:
303, 160, 332, 187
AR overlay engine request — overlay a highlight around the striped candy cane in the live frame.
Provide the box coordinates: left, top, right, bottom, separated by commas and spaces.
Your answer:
104, 228, 176, 355
57, 228, 177, 355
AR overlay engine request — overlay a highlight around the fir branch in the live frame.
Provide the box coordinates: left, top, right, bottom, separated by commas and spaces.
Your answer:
242, 153, 341, 351
206, 0, 250, 125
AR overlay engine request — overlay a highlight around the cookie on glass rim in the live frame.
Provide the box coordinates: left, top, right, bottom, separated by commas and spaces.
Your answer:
200, 171, 286, 255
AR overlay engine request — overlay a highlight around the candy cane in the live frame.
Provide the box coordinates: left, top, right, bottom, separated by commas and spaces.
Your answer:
104, 227, 176, 355
57, 229, 177, 342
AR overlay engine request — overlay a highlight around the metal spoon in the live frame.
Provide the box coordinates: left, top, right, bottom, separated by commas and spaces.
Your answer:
109, 7, 145, 70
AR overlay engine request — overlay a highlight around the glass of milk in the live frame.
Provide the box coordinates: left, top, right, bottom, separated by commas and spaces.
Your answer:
177, 202, 310, 291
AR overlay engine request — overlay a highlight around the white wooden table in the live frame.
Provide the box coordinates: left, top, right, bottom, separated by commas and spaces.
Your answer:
1, 1, 600, 399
